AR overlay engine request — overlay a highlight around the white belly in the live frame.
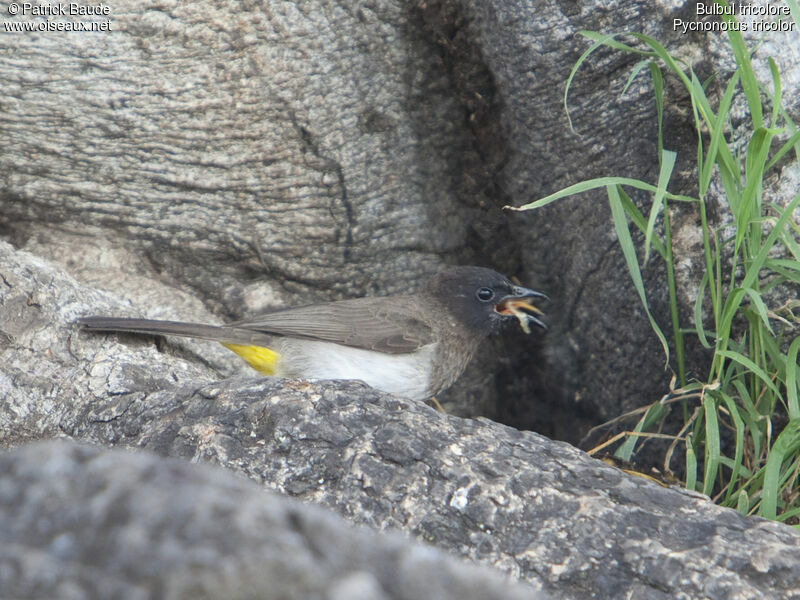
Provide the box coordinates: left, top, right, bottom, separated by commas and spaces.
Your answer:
274, 339, 436, 401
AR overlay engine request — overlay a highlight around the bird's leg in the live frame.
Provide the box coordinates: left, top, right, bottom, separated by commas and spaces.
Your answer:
427, 396, 446, 413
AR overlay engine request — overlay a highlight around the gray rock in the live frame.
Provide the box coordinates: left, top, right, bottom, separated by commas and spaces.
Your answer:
0, 439, 544, 600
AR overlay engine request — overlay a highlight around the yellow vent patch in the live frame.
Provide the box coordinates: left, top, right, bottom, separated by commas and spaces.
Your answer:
221, 343, 280, 375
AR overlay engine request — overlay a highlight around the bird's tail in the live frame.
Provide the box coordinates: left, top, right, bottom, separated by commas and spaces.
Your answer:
76, 316, 280, 375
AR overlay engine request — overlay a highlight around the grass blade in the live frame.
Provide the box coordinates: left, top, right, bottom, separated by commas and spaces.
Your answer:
717, 349, 782, 399
618, 187, 667, 259
686, 434, 698, 491
644, 150, 676, 264
743, 288, 775, 335
721, 9, 763, 129
787, 337, 800, 421
700, 73, 740, 196
736, 489, 750, 514
608, 185, 670, 363
693, 272, 712, 348
614, 402, 668, 461
735, 128, 776, 255
768, 57, 782, 129
649, 63, 665, 165
564, 32, 651, 132
622, 60, 653, 95
703, 394, 721, 496
507, 176, 695, 212
760, 420, 800, 519
766, 130, 800, 170
720, 391, 746, 504
716, 193, 800, 367
741, 192, 800, 290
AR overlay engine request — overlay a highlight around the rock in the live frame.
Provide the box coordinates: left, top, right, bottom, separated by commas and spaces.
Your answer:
0, 439, 543, 600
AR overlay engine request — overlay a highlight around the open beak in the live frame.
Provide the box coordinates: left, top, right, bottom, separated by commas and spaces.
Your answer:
494, 286, 548, 334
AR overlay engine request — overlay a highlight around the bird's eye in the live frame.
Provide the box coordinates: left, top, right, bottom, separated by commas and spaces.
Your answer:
476, 287, 495, 302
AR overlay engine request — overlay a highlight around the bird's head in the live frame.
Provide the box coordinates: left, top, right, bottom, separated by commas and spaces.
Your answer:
425, 266, 548, 336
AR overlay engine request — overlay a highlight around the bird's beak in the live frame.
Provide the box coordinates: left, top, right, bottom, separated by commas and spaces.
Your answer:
495, 286, 548, 334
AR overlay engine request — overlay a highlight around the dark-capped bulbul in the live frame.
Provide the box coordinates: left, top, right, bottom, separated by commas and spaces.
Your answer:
77, 266, 547, 400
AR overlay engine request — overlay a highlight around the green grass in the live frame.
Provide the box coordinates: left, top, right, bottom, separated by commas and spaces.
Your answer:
508, 4, 800, 522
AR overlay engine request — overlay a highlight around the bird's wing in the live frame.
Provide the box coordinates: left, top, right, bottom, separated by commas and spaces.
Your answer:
231, 296, 436, 354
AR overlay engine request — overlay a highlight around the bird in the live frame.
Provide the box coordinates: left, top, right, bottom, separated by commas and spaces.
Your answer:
77, 266, 547, 401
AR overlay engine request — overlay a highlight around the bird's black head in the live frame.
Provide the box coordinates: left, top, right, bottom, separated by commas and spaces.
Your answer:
424, 266, 547, 336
